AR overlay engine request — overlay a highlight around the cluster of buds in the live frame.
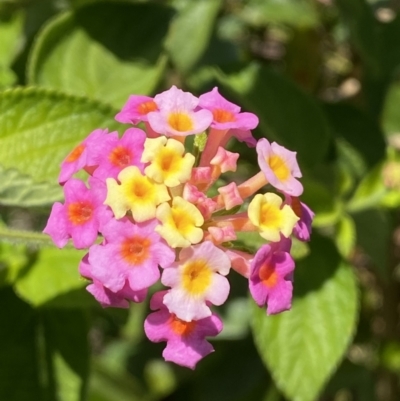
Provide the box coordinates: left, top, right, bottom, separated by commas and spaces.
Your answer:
44, 86, 314, 369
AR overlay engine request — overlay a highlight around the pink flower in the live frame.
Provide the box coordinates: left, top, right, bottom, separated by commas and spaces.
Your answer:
257, 138, 303, 197
79, 254, 147, 308
87, 218, 175, 293
115, 95, 158, 124
249, 238, 294, 315
92, 128, 146, 180
43, 177, 111, 249
162, 241, 231, 321
58, 129, 109, 184
284, 195, 314, 241
144, 291, 223, 369
199, 87, 258, 131
147, 86, 213, 137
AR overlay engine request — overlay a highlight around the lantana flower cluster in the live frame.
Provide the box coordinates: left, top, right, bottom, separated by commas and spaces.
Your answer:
44, 86, 314, 369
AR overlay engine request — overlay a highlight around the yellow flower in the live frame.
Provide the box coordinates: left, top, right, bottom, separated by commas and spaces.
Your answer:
248, 193, 299, 242
155, 196, 204, 248
104, 166, 170, 222
142, 137, 195, 187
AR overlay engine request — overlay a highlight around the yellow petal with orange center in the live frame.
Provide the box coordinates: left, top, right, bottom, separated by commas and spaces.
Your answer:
155, 197, 204, 248
182, 259, 212, 295
144, 138, 195, 187
248, 193, 299, 242
105, 166, 170, 221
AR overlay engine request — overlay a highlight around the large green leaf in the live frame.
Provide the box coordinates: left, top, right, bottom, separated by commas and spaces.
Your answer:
28, 2, 173, 108
14, 247, 88, 307
0, 87, 118, 185
251, 235, 359, 401
166, 0, 222, 74
217, 63, 331, 168
0, 287, 41, 401
0, 165, 62, 206
323, 103, 386, 168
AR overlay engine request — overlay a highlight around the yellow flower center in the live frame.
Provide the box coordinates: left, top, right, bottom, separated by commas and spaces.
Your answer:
260, 202, 282, 229
168, 112, 194, 132
182, 259, 212, 295
268, 155, 290, 181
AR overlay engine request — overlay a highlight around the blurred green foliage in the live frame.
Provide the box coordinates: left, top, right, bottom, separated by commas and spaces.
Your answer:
1, 0, 400, 400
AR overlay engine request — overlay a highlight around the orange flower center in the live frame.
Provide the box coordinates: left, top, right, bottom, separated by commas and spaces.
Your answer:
66, 144, 85, 162
120, 236, 151, 265
109, 145, 132, 167
170, 315, 197, 336
259, 262, 278, 288
212, 109, 236, 123
138, 100, 157, 115
67, 201, 93, 225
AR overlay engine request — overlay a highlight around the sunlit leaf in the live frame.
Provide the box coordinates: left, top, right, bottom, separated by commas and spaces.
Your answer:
251, 235, 359, 401
0, 165, 62, 207
166, 0, 222, 74
14, 247, 87, 307
0, 87, 118, 184
28, 2, 173, 108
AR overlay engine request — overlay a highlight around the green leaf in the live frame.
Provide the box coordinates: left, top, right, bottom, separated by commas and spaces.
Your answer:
251, 235, 359, 401
0, 11, 23, 66
0, 165, 62, 207
28, 2, 173, 108
335, 214, 356, 258
0, 87, 118, 184
346, 163, 387, 212
352, 208, 390, 281
14, 247, 88, 307
40, 309, 90, 401
217, 63, 331, 168
240, 0, 319, 29
166, 0, 222, 74
323, 103, 386, 168
382, 80, 400, 135
0, 287, 41, 401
